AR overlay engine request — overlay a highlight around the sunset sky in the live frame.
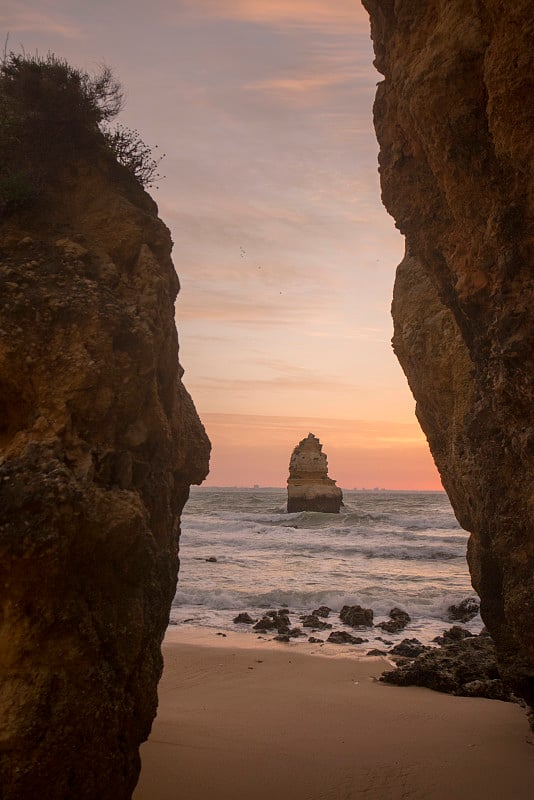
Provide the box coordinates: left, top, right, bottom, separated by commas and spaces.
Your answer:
2, 0, 442, 489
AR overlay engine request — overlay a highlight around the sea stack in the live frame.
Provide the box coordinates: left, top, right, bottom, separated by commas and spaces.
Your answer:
287, 433, 343, 513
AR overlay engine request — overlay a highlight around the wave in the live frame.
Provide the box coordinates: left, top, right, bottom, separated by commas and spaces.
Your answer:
172, 586, 481, 623
181, 530, 466, 562
174, 489, 475, 645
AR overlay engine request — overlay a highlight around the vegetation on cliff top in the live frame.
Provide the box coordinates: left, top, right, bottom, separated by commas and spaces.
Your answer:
0, 51, 164, 215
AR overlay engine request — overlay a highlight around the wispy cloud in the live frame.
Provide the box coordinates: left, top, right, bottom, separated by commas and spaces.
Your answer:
1, 2, 84, 38
177, 294, 321, 325
192, 370, 359, 394
243, 69, 363, 109
247, 72, 350, 94
179, 0, 368, 32
201, 413, 427, 441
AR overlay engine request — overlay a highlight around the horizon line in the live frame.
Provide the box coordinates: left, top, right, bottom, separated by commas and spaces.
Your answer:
193, 485, 446, 492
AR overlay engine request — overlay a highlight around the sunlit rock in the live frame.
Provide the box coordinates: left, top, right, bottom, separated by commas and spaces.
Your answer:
287, 433, 343, 513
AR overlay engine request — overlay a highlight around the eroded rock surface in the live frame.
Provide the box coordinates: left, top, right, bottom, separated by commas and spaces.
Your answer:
381, 637, 514, 703
287, 433, 343, 513
339, 604, 374, 628
363, 1, 534, 717
0, 162, 210, 793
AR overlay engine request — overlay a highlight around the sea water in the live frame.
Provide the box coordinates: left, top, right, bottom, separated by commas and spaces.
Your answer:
171, 488, 481, 647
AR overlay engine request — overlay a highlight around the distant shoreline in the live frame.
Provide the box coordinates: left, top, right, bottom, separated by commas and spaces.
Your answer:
191, 486, 447, 492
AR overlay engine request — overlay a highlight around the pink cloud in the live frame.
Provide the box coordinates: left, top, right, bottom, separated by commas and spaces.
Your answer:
180, 0, 368, 30
1, 4, 84, 38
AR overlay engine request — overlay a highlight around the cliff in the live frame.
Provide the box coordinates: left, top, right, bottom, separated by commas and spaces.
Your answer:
0, 61, 210, 797
287, 433, 343, 513
363, 1, 533, 719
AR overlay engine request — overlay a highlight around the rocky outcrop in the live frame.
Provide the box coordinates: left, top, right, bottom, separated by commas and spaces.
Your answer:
448, 598, 480, 624
327, 631, 368, 645
381, 636, 515, 703
339, 604, 374, 628
376, 607, 410, 634
363, 1, 534, 718
0, 152, 210, 794
287, 433, 343, 512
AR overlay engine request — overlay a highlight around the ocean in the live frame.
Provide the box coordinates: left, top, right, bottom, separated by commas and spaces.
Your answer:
170, 488, 481, 648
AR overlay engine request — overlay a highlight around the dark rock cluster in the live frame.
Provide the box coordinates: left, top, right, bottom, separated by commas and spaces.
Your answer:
381, 635, 515, 703
233, 603, 399, 647
433, 625, 475, 646
231, 599, 515, 703
389, 639, 429, 660
376, 607, 411, 634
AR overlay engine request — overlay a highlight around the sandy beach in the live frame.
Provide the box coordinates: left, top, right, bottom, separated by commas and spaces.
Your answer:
134, 628, 534, 800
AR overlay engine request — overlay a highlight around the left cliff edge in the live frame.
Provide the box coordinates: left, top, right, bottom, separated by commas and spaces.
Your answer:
0, 55, 211, 799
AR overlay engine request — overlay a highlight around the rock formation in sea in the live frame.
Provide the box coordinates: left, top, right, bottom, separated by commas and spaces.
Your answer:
287, 433, 343, 513
363, 1, 534, 720
0, 57, 210, 797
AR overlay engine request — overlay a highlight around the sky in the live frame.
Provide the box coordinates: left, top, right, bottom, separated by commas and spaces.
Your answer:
1, 0, 442, 489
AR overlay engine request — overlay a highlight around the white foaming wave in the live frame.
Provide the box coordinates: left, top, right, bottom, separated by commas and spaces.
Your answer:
173, 587, 381, 612
189, 508, 397, 530
182, 517, 465, 542
183, 511, 464, 541
174, 489, 476, 643
173, 584, 480, 621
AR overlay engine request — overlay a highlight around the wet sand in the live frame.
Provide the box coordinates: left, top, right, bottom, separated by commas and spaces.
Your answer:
134, 628, 534, 800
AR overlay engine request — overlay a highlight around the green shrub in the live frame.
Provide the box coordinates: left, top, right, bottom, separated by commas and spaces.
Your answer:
0, 50, 164, 214
102, 123, 165, 189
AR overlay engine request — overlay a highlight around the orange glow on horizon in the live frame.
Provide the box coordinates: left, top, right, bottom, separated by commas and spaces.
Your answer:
200, 413, 443, 491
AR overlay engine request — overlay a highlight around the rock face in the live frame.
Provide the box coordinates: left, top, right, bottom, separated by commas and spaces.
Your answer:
363, 1, 534, 717
287, 433, 343, 513
0, 161, 210, 792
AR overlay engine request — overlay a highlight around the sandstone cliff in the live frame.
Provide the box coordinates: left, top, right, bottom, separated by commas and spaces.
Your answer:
363, 1, 533, 719
287, 433, 343, 513
0, 66, 210, 796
